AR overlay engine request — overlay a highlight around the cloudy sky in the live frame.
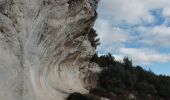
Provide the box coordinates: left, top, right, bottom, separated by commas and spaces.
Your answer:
94, 0, 170, 75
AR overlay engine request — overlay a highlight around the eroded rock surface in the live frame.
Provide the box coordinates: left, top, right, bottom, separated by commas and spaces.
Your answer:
0, 0, 99, 100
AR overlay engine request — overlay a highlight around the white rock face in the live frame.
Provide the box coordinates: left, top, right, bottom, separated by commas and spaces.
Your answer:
0, 0, 99, 100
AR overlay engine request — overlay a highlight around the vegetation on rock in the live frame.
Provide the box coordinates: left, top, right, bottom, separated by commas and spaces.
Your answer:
68, 52, 170, 100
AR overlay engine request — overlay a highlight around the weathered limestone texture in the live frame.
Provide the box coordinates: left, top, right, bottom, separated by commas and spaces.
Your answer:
0, 0, 99, 100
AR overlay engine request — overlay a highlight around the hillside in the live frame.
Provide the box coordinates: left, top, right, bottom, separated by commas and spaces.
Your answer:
68, 53, 170, 100
90, 53, 170, 100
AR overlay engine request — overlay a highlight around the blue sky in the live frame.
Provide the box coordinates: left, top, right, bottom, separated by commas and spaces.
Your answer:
94, 0, 170, 75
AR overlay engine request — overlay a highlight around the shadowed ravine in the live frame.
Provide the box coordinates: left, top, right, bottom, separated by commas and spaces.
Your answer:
0, 0, 99, 100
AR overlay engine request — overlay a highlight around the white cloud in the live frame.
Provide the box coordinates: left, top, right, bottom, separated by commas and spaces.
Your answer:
95, 0, 170, 65
162, 7, 170, 17
136, 25, 170, 47
142, 0, 170, 9
98, 0, 155, 25
94, 19, 129, 44
115, 48, 170, 65
98, 0, 170, 25
94, 18, 129, 53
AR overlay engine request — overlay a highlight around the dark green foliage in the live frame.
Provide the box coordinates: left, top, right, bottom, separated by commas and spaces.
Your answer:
67, 93, 89, 100
67, 93, 100, 100
90, 53, 115, 67
123, 56, 132, 68
88, 29, 100, 48
90, 53, 170, 100
68, 53, 170, 100
90, 87, 107, 97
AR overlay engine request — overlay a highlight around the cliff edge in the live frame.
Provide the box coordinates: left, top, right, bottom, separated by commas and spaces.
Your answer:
0, 0, 99, 100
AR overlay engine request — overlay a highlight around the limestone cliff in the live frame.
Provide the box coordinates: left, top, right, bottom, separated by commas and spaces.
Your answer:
0, 0, 99, 100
